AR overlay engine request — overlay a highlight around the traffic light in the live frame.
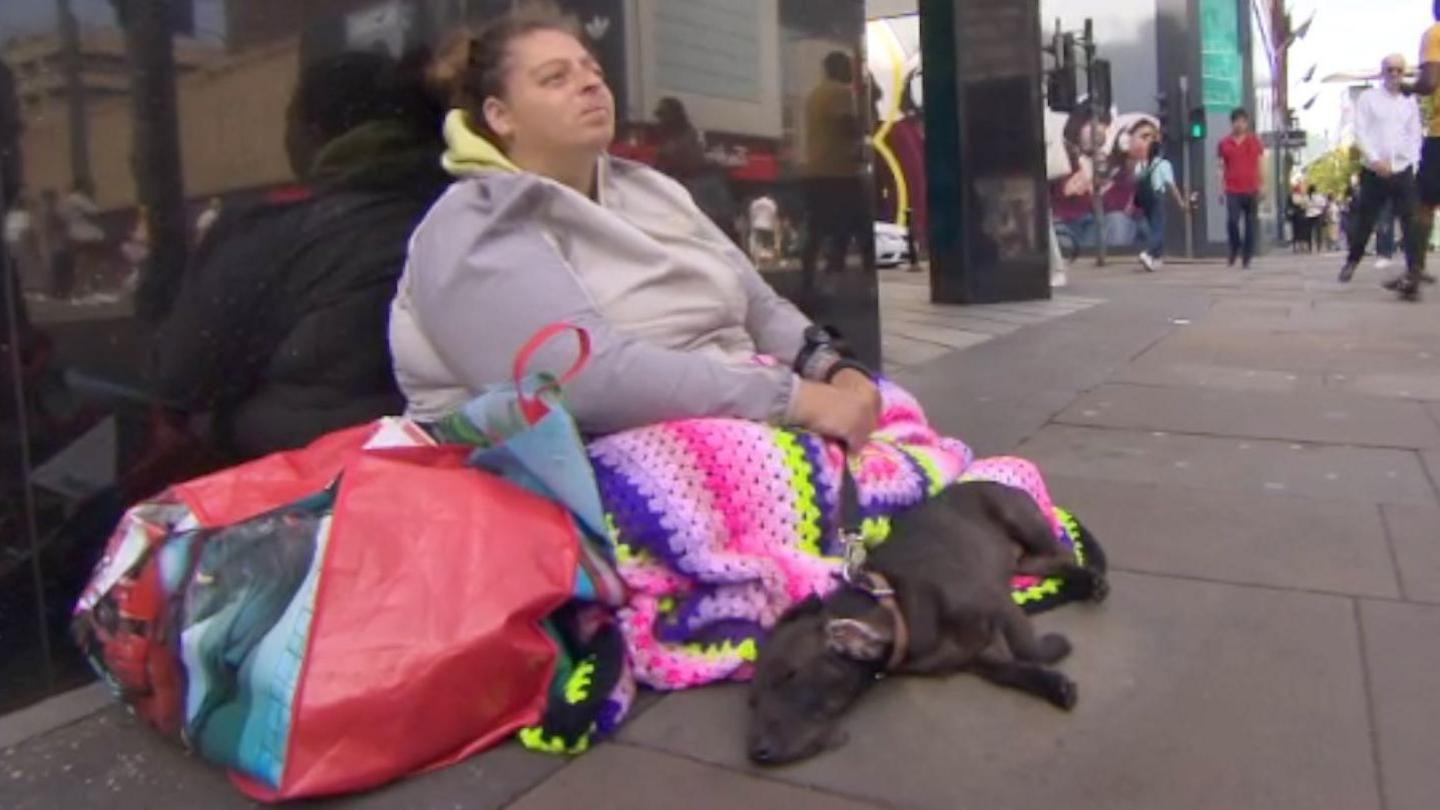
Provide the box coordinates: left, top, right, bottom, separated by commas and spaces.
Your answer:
1188, 106, 1207, 140
1088, 59, 1112, 113
1044, 33, 1078, 112
1155, 91, 1170, 134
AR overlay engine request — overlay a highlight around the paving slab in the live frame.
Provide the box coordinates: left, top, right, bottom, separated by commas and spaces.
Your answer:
1358, 600, 1440, 810
1136, 326, 1440, 376
1379, 504, 1440, 604
890, 373, 1074, 458
1111, 361, 1318, 394
1046, 474, 1401, 598
618, 572, 1380, 810
0, 684, 110, 750
882, 322, 992, 351
1424, 447, 1440, 483
0, 706, 566, 810
1327, 371, 1440, 401
1055, 383, 1440, 449
880, 334, 953, 369
1017, 424, 1437, 506
882, 308, 1021, 336
507, 744, 885, 810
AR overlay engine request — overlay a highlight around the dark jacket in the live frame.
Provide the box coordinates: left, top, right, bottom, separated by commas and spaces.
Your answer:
150, 121, 448, 460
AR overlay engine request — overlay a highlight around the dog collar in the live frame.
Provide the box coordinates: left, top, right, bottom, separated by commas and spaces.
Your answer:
854, 571, 910, 674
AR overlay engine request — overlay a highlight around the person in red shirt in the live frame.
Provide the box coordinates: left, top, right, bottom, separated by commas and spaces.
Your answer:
1217, 108, 1265, 268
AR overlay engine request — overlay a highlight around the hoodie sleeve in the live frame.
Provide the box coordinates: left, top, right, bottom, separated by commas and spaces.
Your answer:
405, 181, 800, 435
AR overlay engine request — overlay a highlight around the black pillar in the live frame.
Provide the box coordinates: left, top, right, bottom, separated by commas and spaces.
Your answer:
115, 0, 189, 324
919, 0, 1050, 304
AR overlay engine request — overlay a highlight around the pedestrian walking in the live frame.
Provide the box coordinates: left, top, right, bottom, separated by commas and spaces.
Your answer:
1218, 109, 1264, 268
1403, 0, 1440, 285
1339, 54, 1425, 300
1305, 186, 1327, 253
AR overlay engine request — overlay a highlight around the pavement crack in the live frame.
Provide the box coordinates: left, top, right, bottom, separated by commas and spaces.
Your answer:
1351, 598, 1392, 810
1375, 505, 1409, 602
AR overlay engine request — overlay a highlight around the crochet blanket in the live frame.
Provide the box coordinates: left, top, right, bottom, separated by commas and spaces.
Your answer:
587, 382, 1102, 691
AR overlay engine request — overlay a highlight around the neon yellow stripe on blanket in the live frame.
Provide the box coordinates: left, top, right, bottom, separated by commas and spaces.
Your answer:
776, 431, 824, 557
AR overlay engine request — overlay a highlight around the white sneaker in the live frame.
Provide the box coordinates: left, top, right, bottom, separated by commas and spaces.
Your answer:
1051, 269, 1068, 288
1375, 257, 1394, 271
1151, 258, 1165, 270
1139, 252, 1156, 272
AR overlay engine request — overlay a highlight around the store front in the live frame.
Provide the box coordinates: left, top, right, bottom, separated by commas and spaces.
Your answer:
0, 0, 879, 711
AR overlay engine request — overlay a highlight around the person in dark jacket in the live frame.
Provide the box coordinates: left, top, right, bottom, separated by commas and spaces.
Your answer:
149, 51, 448, 461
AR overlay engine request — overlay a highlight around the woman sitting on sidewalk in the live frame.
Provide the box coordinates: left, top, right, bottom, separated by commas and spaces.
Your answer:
390, 9, 878, 445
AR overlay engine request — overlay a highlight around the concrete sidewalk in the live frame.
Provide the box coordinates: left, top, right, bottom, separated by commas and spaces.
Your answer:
4, 252, 1438, 809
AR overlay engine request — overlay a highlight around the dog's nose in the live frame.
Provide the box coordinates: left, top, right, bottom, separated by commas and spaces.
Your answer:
749, 741, 777, 764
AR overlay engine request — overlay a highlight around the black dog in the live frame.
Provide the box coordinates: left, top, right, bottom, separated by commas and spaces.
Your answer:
746, 480, 1106, 765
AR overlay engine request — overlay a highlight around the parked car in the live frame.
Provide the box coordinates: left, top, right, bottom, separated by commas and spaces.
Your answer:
874, 221, 915, 267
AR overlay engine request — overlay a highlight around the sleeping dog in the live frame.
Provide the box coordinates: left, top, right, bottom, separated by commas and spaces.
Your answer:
746, 480, 1107, 765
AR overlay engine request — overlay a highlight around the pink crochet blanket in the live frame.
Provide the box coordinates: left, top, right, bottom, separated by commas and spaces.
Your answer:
587, 382, 1072, 690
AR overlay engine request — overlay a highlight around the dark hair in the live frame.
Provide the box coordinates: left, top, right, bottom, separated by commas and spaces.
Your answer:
654, 96, 692, 134
823, 51, 852, 82
1062, 104, 1112, 148
429, 5, 583, 146
292, 51, 424, 141
1230, 108, 1250, 122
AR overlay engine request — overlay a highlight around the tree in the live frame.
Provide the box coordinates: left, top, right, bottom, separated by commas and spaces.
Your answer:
1304, 146, 1361, 198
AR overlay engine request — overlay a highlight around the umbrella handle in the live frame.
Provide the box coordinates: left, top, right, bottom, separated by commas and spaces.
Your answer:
513, 323, 591, 424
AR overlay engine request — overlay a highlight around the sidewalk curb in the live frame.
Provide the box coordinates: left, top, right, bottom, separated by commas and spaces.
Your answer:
0, 683, 111, 750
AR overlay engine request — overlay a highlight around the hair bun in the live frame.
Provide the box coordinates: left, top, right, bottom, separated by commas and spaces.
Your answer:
426, 28, 474, 107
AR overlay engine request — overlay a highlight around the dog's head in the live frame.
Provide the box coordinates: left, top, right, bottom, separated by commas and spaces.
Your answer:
746, 593, 895, 765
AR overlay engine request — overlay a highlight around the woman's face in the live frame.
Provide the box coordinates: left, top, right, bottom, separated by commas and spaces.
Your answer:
483, 29, 616, 158
1129, 124, 1158, 160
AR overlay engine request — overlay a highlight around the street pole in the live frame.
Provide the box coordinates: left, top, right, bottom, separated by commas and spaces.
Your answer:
56, 0, 93, 193
113, 0, 188, 323
1179, 74, 1194, 258
1084, 19, 1106, 267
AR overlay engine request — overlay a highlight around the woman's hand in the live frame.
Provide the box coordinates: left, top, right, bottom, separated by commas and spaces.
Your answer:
831, 368, 881, 422
792, 378, 879, 451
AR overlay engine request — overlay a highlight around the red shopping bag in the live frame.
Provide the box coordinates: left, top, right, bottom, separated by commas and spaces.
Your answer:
75, 421, 581, 802
233, 441, 580, 800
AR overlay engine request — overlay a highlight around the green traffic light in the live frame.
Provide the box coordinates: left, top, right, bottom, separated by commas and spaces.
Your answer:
1190, 123, 1204, 139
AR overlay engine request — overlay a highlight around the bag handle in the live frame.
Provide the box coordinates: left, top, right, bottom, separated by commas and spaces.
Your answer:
514, 323, 591, 423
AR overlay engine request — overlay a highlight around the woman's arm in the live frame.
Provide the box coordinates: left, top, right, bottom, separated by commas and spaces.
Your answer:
1169, 180, 1188, 211
407, 188, 801, 435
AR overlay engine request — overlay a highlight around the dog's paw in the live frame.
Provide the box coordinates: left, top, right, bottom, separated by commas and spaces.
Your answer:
1047, 674, 1078, 711
1086, 572, 1110, 604
1038, 633, 1072, 664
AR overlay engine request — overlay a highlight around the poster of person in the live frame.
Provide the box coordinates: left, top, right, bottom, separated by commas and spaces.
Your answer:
1047, 109, 1160, 255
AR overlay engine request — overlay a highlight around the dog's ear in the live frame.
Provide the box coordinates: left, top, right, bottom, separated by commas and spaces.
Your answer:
785, 594, 825, 619
825, 618, 890, 662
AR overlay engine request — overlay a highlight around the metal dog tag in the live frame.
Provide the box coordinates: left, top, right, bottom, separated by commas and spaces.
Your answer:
841, 530, 867, 582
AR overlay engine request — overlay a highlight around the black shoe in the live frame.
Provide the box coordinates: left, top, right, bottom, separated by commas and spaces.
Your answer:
1397, 279, 1423, 301
1423, 271, 1437, 285
1338, 262, 1357, 283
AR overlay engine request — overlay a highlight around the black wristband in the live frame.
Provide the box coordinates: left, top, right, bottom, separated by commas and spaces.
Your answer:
795, 324, 871, 381
823, 358, 872, 383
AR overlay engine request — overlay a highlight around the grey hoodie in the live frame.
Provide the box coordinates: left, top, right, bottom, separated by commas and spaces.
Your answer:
389, 155, 811, 434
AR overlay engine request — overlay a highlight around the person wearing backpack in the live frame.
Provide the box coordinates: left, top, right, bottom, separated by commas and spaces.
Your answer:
1136, 137, 1188, 271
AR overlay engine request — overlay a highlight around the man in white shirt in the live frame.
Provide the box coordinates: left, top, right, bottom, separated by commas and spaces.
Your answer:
747, 195, 779, 268
1341, 54, 1425, 297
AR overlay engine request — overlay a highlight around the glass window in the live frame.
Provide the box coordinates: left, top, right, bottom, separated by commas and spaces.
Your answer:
1, 0, 878, 710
